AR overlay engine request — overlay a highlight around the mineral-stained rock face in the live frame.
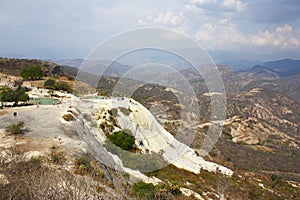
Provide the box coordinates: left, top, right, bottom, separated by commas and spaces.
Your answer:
75, 96, 233, 176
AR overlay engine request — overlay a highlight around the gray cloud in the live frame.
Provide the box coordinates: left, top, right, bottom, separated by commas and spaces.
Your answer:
190, 0, 247, 14
243, 0, 300, 23
0, 0, 299, 59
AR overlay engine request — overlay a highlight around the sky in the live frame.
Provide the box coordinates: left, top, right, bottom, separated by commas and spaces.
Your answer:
0, 0, 300, 60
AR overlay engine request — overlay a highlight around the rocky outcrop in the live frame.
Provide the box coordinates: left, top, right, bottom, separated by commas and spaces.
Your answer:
74, 96, 233, 176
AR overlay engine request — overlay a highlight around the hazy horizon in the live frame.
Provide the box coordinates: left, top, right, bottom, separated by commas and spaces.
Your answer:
0, 0, 300, 61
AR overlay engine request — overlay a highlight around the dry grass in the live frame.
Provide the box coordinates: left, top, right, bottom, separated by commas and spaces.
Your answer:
0, 147, 128, 200
0, 110, 7, 116
146, 164, 300, 199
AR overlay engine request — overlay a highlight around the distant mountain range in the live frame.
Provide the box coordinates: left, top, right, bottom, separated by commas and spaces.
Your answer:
209, 50, 300, 71
252, 59, 300, 77
54, 58, 84, 68
237, 59, 300, 80
54, 49, 192, 73
1, 56, 298, 82
54, 58, 132, 77
54, 51, 300, 75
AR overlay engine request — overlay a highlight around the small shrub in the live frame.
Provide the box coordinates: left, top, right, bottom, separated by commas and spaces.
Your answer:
6, 121, 25, 134
107, 130, 135, 151
270, 174, 282, 188
133, 181, 182, 199
74, 157, 105, 178
271, 174, 280, 182
169, 184, 182, 195
169, 179, 178, 185
75, 156, 90, 167
55, 81, 71, 92
123, 173, 130, 181
78, 164, 87, 174
44, 79, 56, 89
222, 129, 233, 139
72, 89, 79, 96
197, 189, 203, 195
95, 168, 104, 178
133, 181, 156, 199
50, 152, 64, 164
74, 156, 91, 175
249, 185, 263, 199
30, 156, 42, 165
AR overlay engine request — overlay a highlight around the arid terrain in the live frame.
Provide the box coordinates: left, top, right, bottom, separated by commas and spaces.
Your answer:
0, 58, 299, 199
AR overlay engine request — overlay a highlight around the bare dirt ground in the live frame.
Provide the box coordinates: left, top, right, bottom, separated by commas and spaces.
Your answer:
0, 97, 127, 199
0, 100, 87, 167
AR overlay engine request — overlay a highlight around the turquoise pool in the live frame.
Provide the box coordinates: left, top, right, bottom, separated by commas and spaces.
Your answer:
82, 96, 104, 100
29, 98, 60, 105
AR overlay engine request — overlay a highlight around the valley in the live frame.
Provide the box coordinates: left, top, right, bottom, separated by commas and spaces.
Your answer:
0, 58, 299, 199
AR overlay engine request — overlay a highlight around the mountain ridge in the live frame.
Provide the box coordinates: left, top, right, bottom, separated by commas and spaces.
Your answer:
238, 59, 300, 78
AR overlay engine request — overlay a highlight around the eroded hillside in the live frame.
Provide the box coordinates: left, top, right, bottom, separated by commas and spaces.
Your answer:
0, 58, 299, 199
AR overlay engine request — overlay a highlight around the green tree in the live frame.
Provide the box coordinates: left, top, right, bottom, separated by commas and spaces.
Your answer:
20, 65, 43, 80
0, 87, 29, 106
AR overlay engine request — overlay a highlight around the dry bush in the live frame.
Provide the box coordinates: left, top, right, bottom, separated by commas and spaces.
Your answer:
0, 158, 123, 200
0, 150, 129, 200
63, 113, 75, 121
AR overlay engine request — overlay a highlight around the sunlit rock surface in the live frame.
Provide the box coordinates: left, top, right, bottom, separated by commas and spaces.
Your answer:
74, 96, 233, 176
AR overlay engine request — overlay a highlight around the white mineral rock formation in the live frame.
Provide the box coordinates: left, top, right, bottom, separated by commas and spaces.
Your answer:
75, 96, 233, 176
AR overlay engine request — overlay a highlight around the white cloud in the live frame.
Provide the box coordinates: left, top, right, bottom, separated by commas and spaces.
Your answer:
138, 11, 186, 27
152, 2, 237, 35
138, 2, 300, 52
191, 0, 216, 4
249, 24, 300, 49
153, 11, 185, 26
184, 4, 202, 13
223, 0, 247, 12
194, 23, 300, 50
187, 0, 247, 13
194, 19, 246, 49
